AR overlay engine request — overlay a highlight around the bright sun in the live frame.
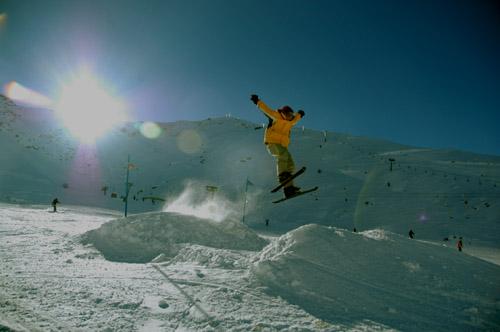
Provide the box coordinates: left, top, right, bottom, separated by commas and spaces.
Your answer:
54, 69, 128, 143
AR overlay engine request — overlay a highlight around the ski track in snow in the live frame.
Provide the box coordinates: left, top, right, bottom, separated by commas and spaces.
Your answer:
1, 204, 381, 331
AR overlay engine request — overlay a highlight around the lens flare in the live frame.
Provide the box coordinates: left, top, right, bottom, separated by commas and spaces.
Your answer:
4, 81, 53, 108
177, 129, 202, 154
139, 121, 162, 139
54, 68, 128, 143
418, 212, 429, 223
0, 13, 7, 29
66, 144, 102, 204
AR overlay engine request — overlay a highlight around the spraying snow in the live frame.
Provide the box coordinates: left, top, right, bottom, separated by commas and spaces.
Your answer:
163, 182, 240, 222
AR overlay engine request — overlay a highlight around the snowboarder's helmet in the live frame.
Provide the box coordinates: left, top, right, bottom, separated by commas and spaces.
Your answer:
278, 106, 293, 114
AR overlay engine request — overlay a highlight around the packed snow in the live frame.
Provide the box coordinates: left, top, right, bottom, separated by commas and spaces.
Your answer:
0, 204, 384, 331
1, 205, 499, 331
252, 225, 500, 331
82, 212, 267, 263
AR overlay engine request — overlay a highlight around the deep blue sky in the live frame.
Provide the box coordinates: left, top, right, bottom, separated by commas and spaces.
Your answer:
1, 0, 499, 155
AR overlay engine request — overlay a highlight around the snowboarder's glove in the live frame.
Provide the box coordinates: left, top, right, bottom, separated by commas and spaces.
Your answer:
298, 110, 305, 117
250, 94, 259, 105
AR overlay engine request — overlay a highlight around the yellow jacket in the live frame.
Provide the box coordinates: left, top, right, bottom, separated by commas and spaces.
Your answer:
257, 100, 302, 147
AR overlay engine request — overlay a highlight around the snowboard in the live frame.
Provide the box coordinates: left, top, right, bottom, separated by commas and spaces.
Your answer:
270, 167, 306, 193
272, 186, 319, 204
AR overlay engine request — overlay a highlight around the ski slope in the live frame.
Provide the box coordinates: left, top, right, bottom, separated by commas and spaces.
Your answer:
1, 204, 499, 331
1, 95, 500, 330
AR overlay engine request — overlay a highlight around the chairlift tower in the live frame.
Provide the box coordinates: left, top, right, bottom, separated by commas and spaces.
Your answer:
389, 158, 396, 172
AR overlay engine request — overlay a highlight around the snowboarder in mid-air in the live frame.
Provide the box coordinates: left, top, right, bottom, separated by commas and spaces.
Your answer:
51, 198, 59, 212
250, 94, 306, 198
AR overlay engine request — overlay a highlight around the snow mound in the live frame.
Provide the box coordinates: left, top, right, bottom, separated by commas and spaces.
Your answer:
82, 212, 268, 263
167, 244, 254, 269
251, 224, 500, 331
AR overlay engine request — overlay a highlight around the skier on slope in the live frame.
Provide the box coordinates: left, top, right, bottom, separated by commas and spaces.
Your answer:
457, 237, 463, 252
408, 229, 415, 239
250, 94, 305, 198
51, 198, 59, 212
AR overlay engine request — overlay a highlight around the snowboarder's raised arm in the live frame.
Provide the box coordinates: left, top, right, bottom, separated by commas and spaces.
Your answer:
250, 94, 280, 119
258, 100, 281, 119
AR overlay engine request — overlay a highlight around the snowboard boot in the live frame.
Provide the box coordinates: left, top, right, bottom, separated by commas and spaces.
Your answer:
284, 185, 301, 198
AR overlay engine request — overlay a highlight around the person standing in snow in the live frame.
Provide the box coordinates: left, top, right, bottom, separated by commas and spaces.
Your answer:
250, 94, 304, 198
457, 237, 463, 252
51, 198, 59, 212
408, 229, 415, 239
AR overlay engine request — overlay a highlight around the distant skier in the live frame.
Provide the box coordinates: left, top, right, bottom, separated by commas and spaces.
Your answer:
457, 237, 463, 252
51, 198, 59, 212
408, 229, 415, 239
250, 94, 305, 198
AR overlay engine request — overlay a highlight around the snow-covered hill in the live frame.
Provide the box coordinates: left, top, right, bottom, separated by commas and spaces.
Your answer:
2, 95, 500, 331
1, 94, 499, 246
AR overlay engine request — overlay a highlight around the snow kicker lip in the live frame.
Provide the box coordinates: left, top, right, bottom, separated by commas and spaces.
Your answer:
81, 212, 268, 263
252, 224, 500, 331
